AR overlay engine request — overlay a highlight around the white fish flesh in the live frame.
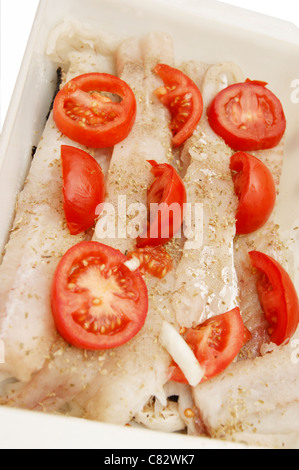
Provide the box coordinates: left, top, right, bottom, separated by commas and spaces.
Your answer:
192, 72, 299, 447
77, 32, 179, 426
193, 342, 299, 448
0, 24, 115, 383
172, 62, 243, 329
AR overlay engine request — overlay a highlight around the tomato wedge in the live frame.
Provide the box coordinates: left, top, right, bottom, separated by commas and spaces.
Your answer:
230, 152, 276, 235
61, 146, 105, 235
137, 160, 187, 248
51, 242, 148, 350
249, 251, 299, 346
53, 73, 137, 148
170, 308, 245, 384
208, 80, 286, 151
154, 64, 203, 147
127, 246, 173, 279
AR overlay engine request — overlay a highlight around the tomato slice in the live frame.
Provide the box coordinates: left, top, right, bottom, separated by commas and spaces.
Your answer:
230, 152, 276, 235
51, 242, 148, 350
137, 160, 187, 248
154, 64, 203, 147
53, 73, 137, 148
208, 80, 286, 151
61, 146, 106, 235
127, 246, 173, 279
170, 308, 245, 384
249, 251, 299, 345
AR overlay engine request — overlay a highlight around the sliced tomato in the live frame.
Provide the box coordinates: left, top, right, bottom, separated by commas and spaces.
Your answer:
230, 152, 276, 235
53, 73, 137, 148
154, 64, 203, 147
170, 308, 245, 384
61, 146, 105, 235
208, 80, 286, 151
137, 160, 187, 248
127, 246, 173, 279
51, 242, 148, 350
249, 251, 299, 345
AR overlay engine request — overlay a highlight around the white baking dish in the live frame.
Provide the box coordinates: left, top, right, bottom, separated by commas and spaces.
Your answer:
0, 0, 298, 449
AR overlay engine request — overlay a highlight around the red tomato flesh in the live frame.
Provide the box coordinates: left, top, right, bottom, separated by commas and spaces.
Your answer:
61, 146, 106, 235
249, 251, 299, 345
230, 152, 276, 235
154, 64, 203, 147
170, 307, 245, 384
137, 160, 187, 248
54, 73, 137, 148
208, 81, 286, 151
51, 242, 148, 350
127, 246, 173, 279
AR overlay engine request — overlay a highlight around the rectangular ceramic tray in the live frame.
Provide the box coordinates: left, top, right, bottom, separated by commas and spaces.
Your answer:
0, 0, 298, 449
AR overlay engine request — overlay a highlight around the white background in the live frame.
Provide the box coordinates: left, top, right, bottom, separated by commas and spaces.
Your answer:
0, 0, 299, 130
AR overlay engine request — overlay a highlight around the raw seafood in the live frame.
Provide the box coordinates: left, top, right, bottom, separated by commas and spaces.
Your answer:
78, 32, 179, 425
0, 23, 115, 383
172, 62, 243, 329
0, 20, 297, 450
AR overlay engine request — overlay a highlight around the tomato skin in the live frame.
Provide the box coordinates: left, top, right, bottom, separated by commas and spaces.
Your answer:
249, 251, 299, 345
53, 73, 137, 148
51, 242, 148, 351
61, 146, 105, 235
170, 308, 245, 384
154, 64, 203, 147
230, 152, 276, 235
137, 161, 187, 248
208, 81, 286, 151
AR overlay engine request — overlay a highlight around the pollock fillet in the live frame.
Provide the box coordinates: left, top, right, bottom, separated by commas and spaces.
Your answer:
192, 70, 299, 448
234, 139, 293, 358
193, 342, 299, 449
75, 32, 179, 426
0, 24, 115, 383
1, 23, 298, 447
172, 62, 245, 329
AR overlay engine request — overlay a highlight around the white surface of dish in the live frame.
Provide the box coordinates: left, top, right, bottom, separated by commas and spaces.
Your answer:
0, 0, 299, 449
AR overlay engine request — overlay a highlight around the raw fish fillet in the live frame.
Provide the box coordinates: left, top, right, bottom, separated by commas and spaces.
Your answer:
2, 32, 177, 422
94, 32, 174, 253
193, 342, 299, 448
0, 26, 115, 383
192, 70, 299, 447
234, 140, 292, 358
172, 62, 244, 329
78, 32, 179, 426
1, 339, 103, 412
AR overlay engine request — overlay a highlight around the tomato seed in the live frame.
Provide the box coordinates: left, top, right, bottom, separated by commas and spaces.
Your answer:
184, 408, 195, 419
